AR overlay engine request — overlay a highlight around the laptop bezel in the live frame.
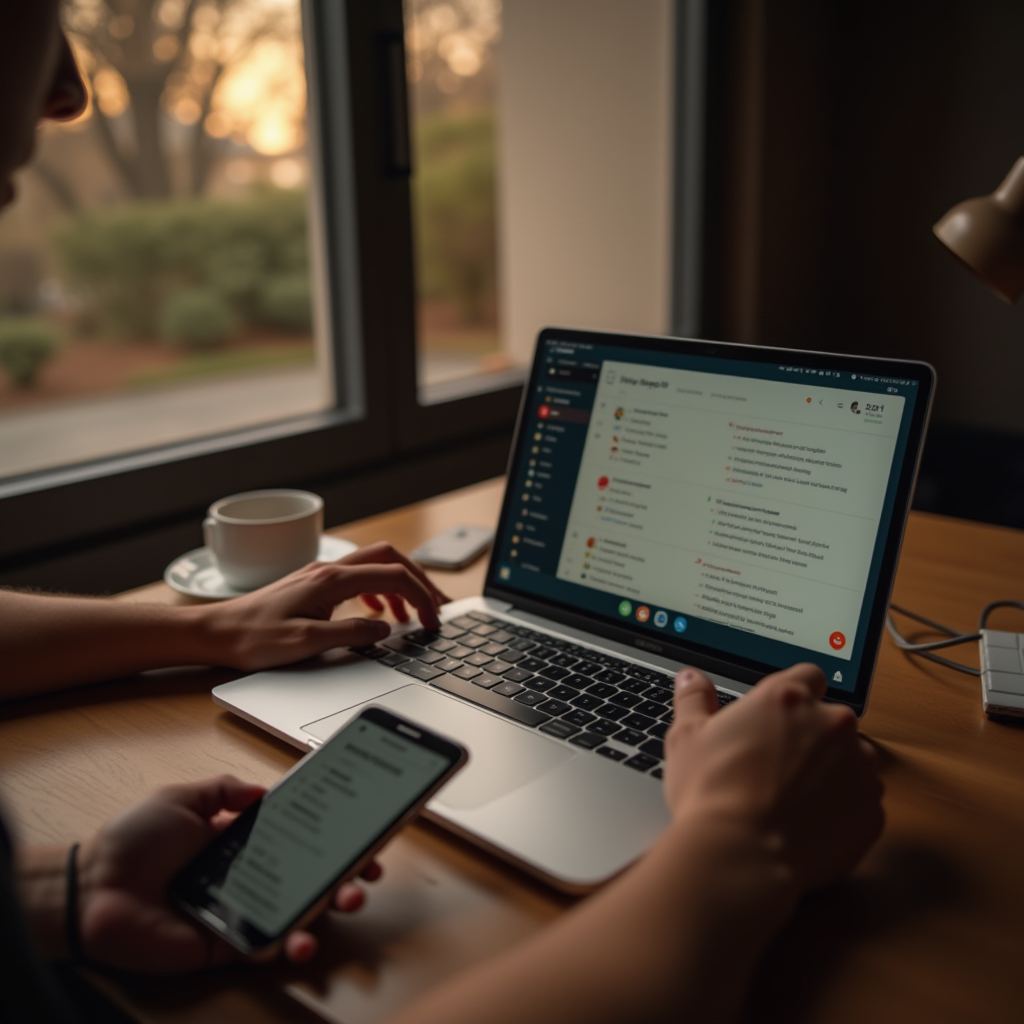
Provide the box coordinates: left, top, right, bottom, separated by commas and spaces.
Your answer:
483, 327, 935, 717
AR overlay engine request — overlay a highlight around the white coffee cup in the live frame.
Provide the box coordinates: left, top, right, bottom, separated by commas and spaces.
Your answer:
203, 489, 324, 591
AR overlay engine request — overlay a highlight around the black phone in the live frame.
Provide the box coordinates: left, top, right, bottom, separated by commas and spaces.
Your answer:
170, 706, 468, 954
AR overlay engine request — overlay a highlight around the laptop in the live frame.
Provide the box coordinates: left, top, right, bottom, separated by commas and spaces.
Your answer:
214, 327, 934, 891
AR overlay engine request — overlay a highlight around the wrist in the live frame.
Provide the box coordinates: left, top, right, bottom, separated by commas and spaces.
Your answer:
16, 844, 73, 961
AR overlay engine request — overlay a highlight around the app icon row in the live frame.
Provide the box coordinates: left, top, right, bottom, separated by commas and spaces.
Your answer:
618, 599, 687, 633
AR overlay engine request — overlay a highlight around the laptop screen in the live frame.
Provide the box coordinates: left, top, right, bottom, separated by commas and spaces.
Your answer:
486, 328, 933, 712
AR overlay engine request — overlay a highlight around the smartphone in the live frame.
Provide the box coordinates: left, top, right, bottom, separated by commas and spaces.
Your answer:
170, 707, 467, 954
411, 524, 495, 570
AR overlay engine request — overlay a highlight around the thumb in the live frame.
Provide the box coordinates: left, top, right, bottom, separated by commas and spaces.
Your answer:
671, 668, 719, 736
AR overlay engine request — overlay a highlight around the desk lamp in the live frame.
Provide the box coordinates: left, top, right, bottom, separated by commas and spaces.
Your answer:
933, 156, 1024, 303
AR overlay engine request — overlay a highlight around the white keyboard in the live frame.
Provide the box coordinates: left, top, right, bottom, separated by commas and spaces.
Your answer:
980, 629, 1024, 718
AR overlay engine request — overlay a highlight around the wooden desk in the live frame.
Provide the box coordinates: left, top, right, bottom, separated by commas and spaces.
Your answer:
2, 478, 1023, 1023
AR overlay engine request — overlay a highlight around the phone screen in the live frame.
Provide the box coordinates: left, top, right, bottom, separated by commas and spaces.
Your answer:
172, 708, 464, 949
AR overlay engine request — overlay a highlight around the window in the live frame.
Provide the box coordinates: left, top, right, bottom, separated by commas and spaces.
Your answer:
1, 0, 703, 593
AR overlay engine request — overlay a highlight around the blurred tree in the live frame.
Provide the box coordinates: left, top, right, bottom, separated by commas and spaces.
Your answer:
57, 0, 294, 201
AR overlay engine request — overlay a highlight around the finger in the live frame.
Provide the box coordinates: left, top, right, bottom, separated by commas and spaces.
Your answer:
360, 859, 383, 883
330, 617, 390, 648
162, 775, 266, 821
361, 594, 386, 614
671, 668, 718, 736
321, 564, 441, 629
283, 930, 318, 963
334, 882, 366, 913
385, 592, 410, 623
759, 662, 828, 701
342, 542, 451, 606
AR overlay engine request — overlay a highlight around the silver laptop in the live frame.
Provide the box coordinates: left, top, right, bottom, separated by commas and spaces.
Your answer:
214, 328, 934, 891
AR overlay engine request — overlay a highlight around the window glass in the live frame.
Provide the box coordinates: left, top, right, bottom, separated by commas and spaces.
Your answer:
0, 0, 326, 480
405, 0, 519, 392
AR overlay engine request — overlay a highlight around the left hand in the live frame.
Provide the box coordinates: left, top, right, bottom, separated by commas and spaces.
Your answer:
76, 775, 381, 973
204, 541, 452, 672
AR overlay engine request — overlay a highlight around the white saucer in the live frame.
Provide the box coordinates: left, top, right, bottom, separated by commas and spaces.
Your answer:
164, 534, 358, 600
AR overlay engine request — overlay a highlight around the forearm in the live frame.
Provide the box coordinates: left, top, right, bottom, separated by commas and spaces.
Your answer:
388, 811, 798, 1024
0, 591, 218, 699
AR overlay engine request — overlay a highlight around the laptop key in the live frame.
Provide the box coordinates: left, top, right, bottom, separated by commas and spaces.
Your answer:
451, 616, 478, 629
447, 644, 474, 659
507, 638, 536, 652
493, 681, 525, 697
428, 638, 458, 653
465, 652, 495, 667
634, 700, 665, 718
625, 666, 666, 684
518, 657, 548, 674
416, 650, 447, 665
622, 712, 656, 732
396, 661, 445, 682
548, 653, 579, 669
569, 731, 605, 750
647, 721, 669, 740
563, 709, 596, 728
471, 623, 498, 637
539, 719, 580, 740
538, 698, 573, 716
431, 675, 550, 727
651, 767, 664, 780
438, 624, 468, 639
482, 659, 510, 674
563, 673, 591, 689
453, 664, 483, 680
472, 672, 503, 689
527, 676, 557, 692
490, 630, 515, 644
468, 611, 496, 623
614, 727, 646, 747
352, 645, 387, 659
586, 681, 617, 699
596, 746, 627, 762
383, 638, 428, 657
546, 683, 581, 702
460, 635, 490, 649
609, 691, 643, 709
501, 666, 534, 683
433, 658, 464, 673
513, 690, 546, 707
539, 665, 571, 681
404, 629, 439, 645
480, 643, 508, 657
595, 669, 626, 684
619, 678, 650, 695
531, 646, 558, 661
641, 685, 673, 705
589, 718, 620, 736
574, 660, 603, 678
639, 738, 664, 759
496, 649, 527, 664
379, 652, 410, 668
625, 753, 660, 773
570, 693, 603, 711
596, 703, 629, 721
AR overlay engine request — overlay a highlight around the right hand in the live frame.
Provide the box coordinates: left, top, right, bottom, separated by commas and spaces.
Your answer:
662, 663, 884, 896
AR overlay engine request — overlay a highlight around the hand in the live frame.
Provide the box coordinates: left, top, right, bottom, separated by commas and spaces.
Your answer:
663, 663, 884, 896
205, 542, 451, 672
76, 775, 381, 974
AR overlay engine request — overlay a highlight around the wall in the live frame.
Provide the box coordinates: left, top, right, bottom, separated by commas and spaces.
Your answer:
498, 0, 675, 364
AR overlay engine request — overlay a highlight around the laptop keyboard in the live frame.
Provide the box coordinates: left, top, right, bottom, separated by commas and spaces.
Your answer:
353, 610, 738, 779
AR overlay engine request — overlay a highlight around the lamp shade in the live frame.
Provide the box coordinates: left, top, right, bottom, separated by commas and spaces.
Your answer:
933, 156, 1024, 304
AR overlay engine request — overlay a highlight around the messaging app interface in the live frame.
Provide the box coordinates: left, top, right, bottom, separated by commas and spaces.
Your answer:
211, 720, 449, 936
494, 338, 920, 691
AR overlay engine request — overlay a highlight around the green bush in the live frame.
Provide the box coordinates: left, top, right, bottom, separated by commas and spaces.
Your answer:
258, 273, 313, 333
159, 288, 238, 349
0, 317, 60, 387
53, 188, 310, 340
413, 110, 498, 323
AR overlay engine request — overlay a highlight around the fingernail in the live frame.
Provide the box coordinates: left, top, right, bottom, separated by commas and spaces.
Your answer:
676, 669, 698, 690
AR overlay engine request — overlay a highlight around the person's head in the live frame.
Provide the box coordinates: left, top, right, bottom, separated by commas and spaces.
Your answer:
0, 2, 87, 210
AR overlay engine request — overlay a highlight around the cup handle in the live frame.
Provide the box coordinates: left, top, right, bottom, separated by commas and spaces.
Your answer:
203, 517, 217, 555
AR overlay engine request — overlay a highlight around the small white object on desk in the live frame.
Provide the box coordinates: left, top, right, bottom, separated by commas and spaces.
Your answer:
980, 629, 1024, 718
164, 534, 357, 600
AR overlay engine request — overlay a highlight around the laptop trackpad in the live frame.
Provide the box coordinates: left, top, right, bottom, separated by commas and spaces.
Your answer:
302, 685, 574, 811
